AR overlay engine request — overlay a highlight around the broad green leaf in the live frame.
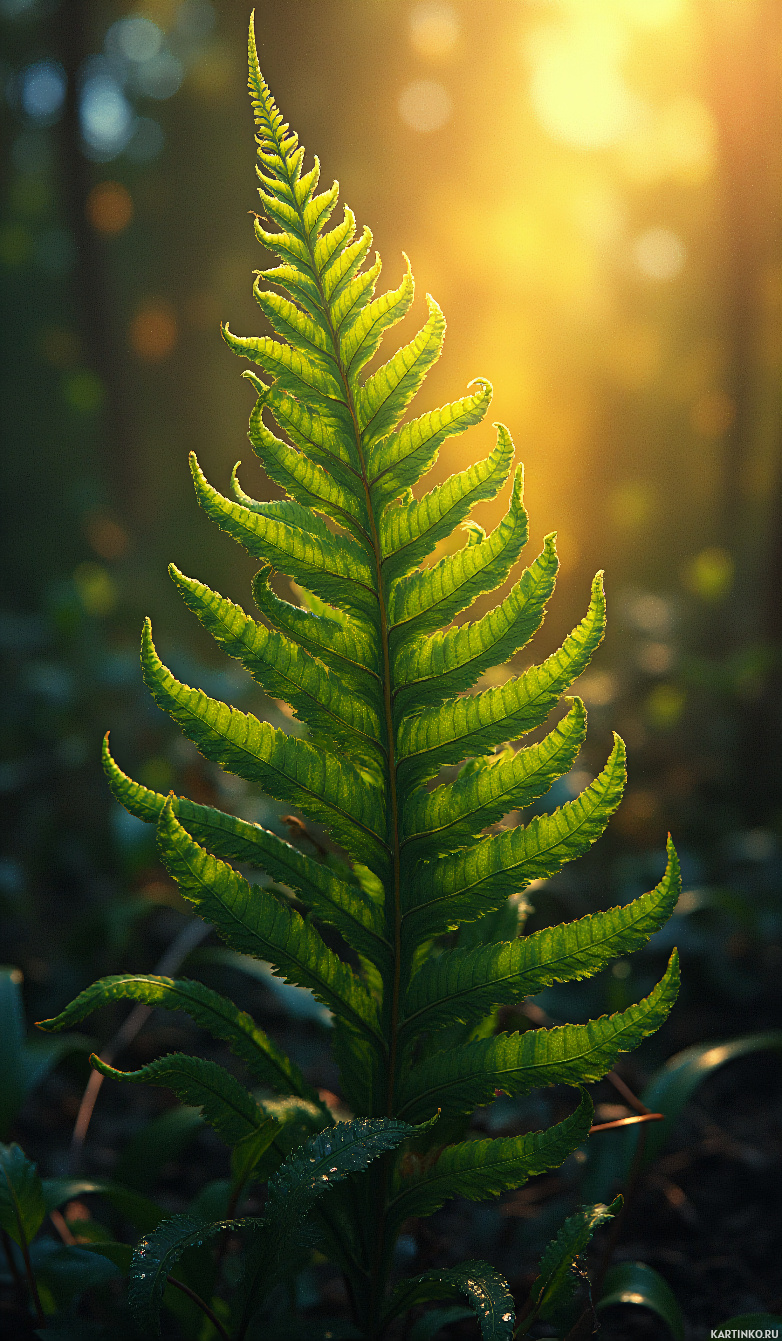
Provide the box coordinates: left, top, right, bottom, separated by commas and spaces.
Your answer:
586, 1028, 782, 1203
388, 1091, 593, 1229
596, 1261, 685, 1341
383, 1261, 515, 1339
637, 1029, 782, 1167
141, 623, 389, 870
90, 1052, 270, 1146
398, 952, 679, 1121
402, 840, 679, 1037
397, 572, 605, 786
155, 800, 382, 1042
38, 973, 315, 1099
29, 1239, 121, 1307
519, 1196, 621, 1331
0, 1142, 45, 1247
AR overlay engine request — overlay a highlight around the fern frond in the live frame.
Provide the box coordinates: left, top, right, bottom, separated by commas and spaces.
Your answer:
397, 573, 606, 786
251, 565, 380, 689
141, 622, 389, 870
403, 736, 627, 941
388, 1091, 592, 1227
369, 379, 492, 509
156, 800, 384, 1042
388, 457, 527, 649
189, 454, 378, 622
380, 423, 513, 584
401, 841, 680, 1038
169, 565, 383, 767
401, 699, 587, 857
393, 533, 559, 709
39, 974, 316, 1100
90, 1052, 270, 1145
398, 951, 679, 1121
102, 737, 385, 961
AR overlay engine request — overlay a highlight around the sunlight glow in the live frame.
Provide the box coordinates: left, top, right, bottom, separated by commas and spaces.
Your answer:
526, 15, 641, 149
408, 3, 460, 60
633, 227, 686, 281
398, 79, 452, 132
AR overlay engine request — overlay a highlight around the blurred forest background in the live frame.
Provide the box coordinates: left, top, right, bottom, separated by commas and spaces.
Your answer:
1, 0, 781, 1333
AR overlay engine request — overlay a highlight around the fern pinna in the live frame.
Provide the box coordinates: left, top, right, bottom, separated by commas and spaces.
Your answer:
40, 19, 680, 1341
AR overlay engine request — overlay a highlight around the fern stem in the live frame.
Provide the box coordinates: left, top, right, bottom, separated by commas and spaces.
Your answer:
166, 1275, 231, 1341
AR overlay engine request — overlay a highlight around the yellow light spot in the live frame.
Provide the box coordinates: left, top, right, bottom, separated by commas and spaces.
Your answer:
632, 227, 686, 281
609, 481, 654, 529
129, 300, 177, 361
645, 683, 686, 729
620, 0, 684, 29
409, 2, 460, 60
398, 80, 452, 133
526, 15, 641, 149
682, 547, 734, 601
575, 671, 617, 708
86, 181, 133, 236
73, 562, 117, 617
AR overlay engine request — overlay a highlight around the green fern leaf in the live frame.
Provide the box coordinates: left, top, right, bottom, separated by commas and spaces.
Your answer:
46, 25, 683, 1335
90, 1053, 272, 1146
189, 455, 378, 622
393, 533, 559, 709
102, 736, 386, 962
140, 622, 389, 870
251, 565, 380, 688
397, 572, 606, 786
388, 459, 527, 649
524, 1196, 622, 1328
356, 296, 446, 448
38, 975, 316, 1100
369, 380, 492, 510
388, 1090, 592, 1228
168, 565, 383, 767
384, 1261, 515, 1339
398, 951, 679, 1121
380, 425, 514, 584
156, 799, 383, 1043
402, 841, 680, 1037
403, 735, 627, 942
401, 699, 587, 857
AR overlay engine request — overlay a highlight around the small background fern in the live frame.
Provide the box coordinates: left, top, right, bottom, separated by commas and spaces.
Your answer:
33, 22, 685, 1339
